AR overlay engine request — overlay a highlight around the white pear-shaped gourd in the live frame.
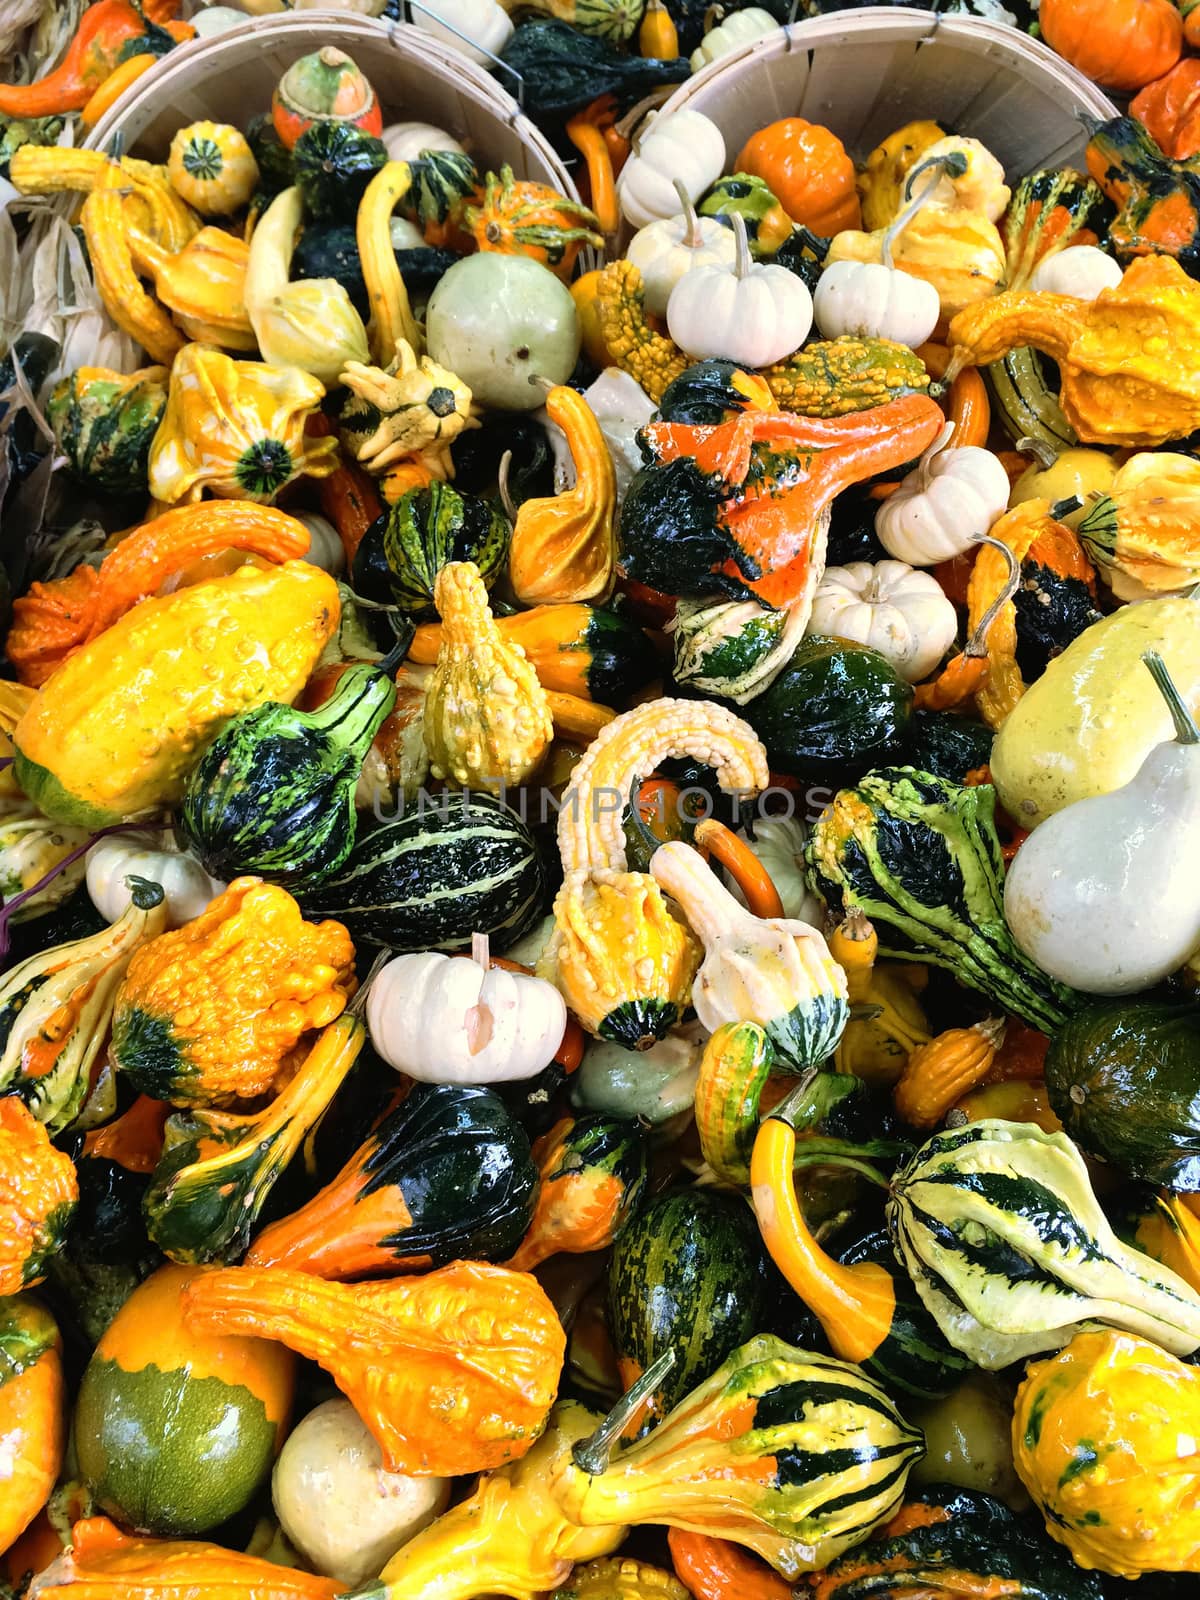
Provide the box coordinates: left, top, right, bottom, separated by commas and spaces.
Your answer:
667, 214, 813, 369
626, 180, 738, 317
875, 422, 1011, 565
1030, 245, 1123, 301
617, 109, 726, 229
1005, 651, 1200, 994
813, 155, 950, 348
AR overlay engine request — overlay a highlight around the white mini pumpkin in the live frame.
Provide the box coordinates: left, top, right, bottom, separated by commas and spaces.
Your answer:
617, 109, 726, 229
381, 122, 467, 162
86, 830, 224, 929
813, 260, 940, 349
667, 214, 812, 368
808, 560, 959, 682
1030, 244, 1123, 301
295, 512, 345, 576
368, 937, 566, 1084
689, 6, 779, 70
875, 423, 1011, 565
626, 186, 738, 317
411, 0, 513, 65
731, 815, 822, 926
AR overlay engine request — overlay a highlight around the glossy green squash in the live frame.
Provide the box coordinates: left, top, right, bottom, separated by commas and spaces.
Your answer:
299, 790, 546, 953
1045, 999, 1200, 1189
698, 173, 789, 259
606, 1189, 767, 1430
245, 112, 292, 195
244, 1083, 537, 1277
179, 656, 397, 890
292, 120, 387, 224
498, 20, 688, 125
351, 482, 511, 620
901, 709, 994, 782
399, 149, 478, 230
746, 636, 913, 785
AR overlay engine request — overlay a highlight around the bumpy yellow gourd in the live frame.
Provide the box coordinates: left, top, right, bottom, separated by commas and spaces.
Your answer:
893, 1017, 1005, 1129
1077, 450, 1200, 597
539, 698, 769, 1049
111, 878, 356, 1108
826, 206, 1006, 324
13, 562, 339, 827
1013, 1329, 1200, 1576
424, 561, 554, 793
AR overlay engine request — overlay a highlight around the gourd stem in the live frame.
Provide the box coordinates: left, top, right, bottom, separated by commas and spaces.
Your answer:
964, 535, 1019, 658
1049, 494, 1083, 522
673, 178, 704, 249
881, 151, 967, 270
731, 211, 753, 281
694, 817, 784, 919
916, 421, 955, 491
1143, 650, 1200, 746
571, 1347, 676, 1474
497, 450, 517, 522
472, 931, 492, 970
1016, 434, 1058, 471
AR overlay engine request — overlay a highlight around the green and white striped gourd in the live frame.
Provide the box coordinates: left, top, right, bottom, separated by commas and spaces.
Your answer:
670, 593, 810, 705
888, 1119, 1200, 1369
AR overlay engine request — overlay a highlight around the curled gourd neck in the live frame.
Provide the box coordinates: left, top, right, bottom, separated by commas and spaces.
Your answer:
751, 1078, 896, 1367
571, 1347, 676, 1476
963, 534, 1020, 659
1016, 433, 1059, 471
693, 817, 784, 919
1143, 649, 1200, 745
914, 421, 955, 492
649, 838, 755, 946
881, 150, 967, 270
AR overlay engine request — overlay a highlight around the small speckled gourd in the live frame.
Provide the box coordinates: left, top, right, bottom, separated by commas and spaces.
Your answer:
424, 561, 553, 793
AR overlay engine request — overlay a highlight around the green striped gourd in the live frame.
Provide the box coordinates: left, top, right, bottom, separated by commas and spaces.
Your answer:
556, 1334, 923, 1579
299, 790, 545, 953
888, 1119, 1200, 1369
670, 588, 813, 706
180, 658, 398, 890
351, 481, 510, 620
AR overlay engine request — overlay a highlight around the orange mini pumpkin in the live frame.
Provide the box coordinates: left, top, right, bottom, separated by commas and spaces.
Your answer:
1041, 0, 1181, 92
1132, 56, 1200, 159
734, 118, 861, 235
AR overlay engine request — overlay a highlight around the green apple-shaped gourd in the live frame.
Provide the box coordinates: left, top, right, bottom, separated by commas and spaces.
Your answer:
426, 253, 580, 411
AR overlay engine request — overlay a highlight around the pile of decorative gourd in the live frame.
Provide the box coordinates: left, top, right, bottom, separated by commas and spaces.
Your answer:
5, 19, 1200, 1600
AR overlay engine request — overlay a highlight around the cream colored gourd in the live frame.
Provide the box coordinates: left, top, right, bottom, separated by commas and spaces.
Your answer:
85, 830, 224, 929
381, 122, 466, 162
808, 560, 958, 682
1004, 652, 1200, 993
1030, 245, 1123, 301
667, 214, 812, 368
731, 815, 822, 926
991, 596, 1200, 828
907, 135, 1010, 221
875, 422, 1011, 564
272, 1399, 450, 1586
689, 6, 778, 69
625, 183, 737, 318
295, 513, 345, 576
368, 936, 566, 1084
412, 0, 513, 66
617, 109, 725, 229
649, 839, 848, 1070
245, 187, 369, 383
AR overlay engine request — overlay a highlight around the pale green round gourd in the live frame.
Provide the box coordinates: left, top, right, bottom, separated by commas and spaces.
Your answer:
425, 254, 580, 411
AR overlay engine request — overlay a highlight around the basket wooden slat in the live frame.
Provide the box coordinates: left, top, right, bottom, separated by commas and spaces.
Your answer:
660, 10, 1118, 177
83, 14, 576, 195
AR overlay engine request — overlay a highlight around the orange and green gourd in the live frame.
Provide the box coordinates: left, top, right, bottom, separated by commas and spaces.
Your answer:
0, 1098, 78, 1294
109, 878, 356, 1108
74, 1263, 296, 1537
0, 1295, 66, 1556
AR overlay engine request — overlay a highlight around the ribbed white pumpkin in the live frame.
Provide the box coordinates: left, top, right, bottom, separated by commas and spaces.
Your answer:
813, 260, 940, 349
667, 214, 812, 368
617, 109, 726, 229
1030, 244, 1123, 301
809, 560, 958, 682
411, 0, 513, 65
381, 122, 467, 162
626, 186, 737, 317
875, 423, 1011, 565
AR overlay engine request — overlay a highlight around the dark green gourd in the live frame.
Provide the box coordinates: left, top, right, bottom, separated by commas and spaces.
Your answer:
351, 481, 511, 620
179, 652, 400, 890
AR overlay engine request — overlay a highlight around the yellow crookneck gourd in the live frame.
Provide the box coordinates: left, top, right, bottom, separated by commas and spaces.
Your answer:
828, 910, 930, 1086
509, 386, 618, 605
358, 161, 421, 364
127, 226, 257, 352
539, 699, 768, 1051
424, 561, 554, 793
245, 186, 369, 383
338, 339, 478, 472
945, 255, 1200, 446
13, 561, 340, 827
148, 342, 338, 505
